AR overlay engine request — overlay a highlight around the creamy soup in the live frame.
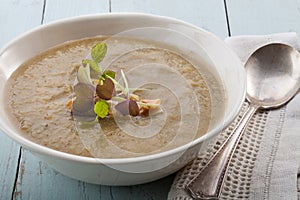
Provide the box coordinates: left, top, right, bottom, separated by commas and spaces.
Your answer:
5, 36, 225, 158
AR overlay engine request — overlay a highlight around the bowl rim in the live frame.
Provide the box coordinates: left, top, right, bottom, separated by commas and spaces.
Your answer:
0, 12, 246, 164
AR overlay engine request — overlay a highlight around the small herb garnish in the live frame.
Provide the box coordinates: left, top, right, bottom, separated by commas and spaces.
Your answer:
96, 78, 114, 100
91, 42, 107, 63
70, 41, 161, 122
82, 41, 107, 74
82, 59, 101, 73
102, 70, 116, 79
115, 99, 139, 116
94, 100, 109, 119
71, 83, 96, 122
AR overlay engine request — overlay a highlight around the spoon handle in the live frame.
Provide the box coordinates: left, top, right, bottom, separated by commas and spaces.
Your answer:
186, 104, 259, 199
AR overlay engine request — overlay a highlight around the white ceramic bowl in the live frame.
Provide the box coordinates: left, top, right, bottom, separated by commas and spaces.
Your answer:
0, 13, 245, 185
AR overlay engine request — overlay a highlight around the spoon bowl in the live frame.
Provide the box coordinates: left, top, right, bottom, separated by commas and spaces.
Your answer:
246, 43, 300, 108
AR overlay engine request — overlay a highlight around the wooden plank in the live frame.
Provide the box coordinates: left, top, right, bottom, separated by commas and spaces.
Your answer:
14, 149, 98, 200
0, 135, 20, 200
14, 149, 174, 200
226, 0, 300, 36
111, 0, 229, 38
42, 0, 109, 23
109, 176, 174, 200
0, 0, 44, 47
0, 1, 44, 200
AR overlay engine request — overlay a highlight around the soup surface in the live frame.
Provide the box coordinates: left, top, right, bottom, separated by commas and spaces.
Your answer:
6, 36, 224, 158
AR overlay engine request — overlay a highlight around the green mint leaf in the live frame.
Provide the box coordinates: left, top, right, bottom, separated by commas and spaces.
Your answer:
82, 59, 102, 73
103, 70, 116, 79
94, 100, 109, 118
91, 42, 107, 63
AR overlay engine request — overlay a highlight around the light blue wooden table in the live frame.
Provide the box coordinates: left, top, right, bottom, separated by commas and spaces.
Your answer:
1, 1, 300, 199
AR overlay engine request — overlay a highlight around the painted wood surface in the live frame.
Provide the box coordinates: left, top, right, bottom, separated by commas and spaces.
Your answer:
15, 149, 174, 200
0, 0, 44, 47
226, 0, 300, 36
111, 0, 229, 39
42, 0, 109, 23
0, 138, 19, 200
1, 0, 300, 199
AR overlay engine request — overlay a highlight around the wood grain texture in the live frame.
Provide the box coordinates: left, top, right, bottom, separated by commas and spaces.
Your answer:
226, 0, 300, 36
14, 149, 100, 200
0, 1, 44, 199
111, 0, 229, 38
0, 0, 44, 47
42, 0, 109, 23
0, 136, 20, 200
14, 149, 174, 200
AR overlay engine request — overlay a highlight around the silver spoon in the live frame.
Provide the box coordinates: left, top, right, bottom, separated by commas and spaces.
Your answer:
186, 43, 300, 199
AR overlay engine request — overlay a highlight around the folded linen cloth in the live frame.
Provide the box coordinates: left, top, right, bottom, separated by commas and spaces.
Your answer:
168, 33, 300, 200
